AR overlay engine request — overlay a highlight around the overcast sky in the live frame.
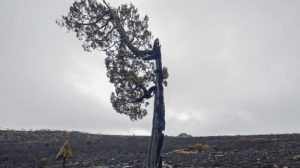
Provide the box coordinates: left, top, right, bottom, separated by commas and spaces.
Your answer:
1, 0, 300, 136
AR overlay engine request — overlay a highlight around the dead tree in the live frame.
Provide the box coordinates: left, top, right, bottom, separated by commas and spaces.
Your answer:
57, 0, 168, 167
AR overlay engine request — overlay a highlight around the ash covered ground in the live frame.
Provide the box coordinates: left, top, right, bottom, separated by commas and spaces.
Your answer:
1, 130, 300, 167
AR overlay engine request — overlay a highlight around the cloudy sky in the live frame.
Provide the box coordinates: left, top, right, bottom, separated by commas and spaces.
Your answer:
1, 0, 300, 136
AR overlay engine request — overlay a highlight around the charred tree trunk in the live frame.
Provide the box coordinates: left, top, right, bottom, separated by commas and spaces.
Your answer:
148, 39, 165, 168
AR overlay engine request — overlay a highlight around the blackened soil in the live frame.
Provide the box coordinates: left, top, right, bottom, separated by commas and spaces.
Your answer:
1, 130, 300, 168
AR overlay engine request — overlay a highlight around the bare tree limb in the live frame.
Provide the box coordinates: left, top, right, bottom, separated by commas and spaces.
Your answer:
131, 85, 156, 103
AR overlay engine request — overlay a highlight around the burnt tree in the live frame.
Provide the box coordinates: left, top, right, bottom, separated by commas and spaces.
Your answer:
57, 0, 168, 167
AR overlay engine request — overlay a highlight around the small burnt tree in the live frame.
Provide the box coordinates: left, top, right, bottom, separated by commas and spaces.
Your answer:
56, 140, 73, 168
57, 0, 168, 167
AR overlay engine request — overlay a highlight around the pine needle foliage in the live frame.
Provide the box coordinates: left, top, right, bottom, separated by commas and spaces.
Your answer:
57, 0, 155, 120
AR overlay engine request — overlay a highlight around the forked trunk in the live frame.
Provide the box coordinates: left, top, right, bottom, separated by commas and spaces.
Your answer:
148, 40, 165, 168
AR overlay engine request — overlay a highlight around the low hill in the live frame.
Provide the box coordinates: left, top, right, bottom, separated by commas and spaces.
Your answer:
1, 130, 300, 167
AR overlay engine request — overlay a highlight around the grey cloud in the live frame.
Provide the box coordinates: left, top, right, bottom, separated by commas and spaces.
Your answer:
1, 0, 300, 136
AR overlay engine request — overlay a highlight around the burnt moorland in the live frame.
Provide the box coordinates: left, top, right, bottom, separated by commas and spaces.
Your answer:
1, 130, 300, 168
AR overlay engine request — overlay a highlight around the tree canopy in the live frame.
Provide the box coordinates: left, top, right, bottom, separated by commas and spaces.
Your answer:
57, 0, 161, 120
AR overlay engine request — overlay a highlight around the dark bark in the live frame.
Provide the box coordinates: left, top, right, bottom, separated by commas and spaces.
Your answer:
132, 85, 156, 103
148, 39, 165, 168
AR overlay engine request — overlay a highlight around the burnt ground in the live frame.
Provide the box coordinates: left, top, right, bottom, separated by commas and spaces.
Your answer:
1, 130, 300, 168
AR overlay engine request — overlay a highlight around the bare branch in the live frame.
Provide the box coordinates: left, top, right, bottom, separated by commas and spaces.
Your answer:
141, 53, 156, 60
131, 85, 156, 103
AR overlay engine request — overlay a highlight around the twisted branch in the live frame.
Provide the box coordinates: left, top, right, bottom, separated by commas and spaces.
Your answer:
102, 0, 156, 60
131, 85, 156, 103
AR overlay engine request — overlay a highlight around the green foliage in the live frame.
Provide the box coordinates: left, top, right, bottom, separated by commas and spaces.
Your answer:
57, 0, 155, 120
